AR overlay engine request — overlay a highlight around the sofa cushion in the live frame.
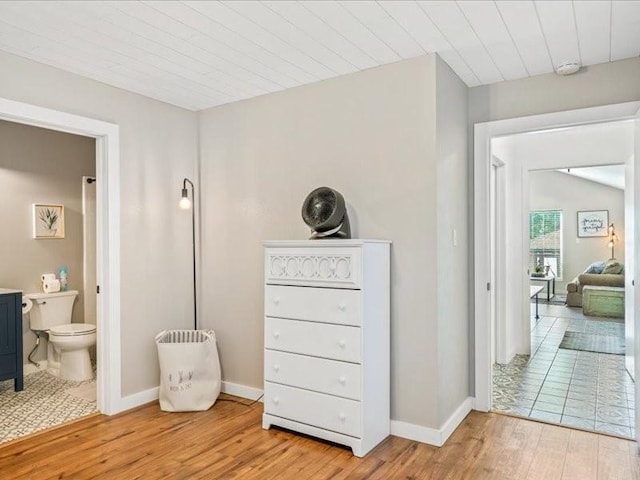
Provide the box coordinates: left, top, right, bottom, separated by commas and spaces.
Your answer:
602, 259, 624, 275
577, 273, 625, 288
584, 261, 606, 274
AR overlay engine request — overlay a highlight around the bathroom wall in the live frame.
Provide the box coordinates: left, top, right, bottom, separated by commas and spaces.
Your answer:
0, 119, 95, 364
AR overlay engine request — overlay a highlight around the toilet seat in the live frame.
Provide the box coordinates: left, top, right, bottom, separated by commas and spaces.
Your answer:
49, 323, 96, 336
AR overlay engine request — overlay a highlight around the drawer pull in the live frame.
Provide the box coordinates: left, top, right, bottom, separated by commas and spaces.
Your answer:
338, 376, 346, 385
273, 297, 280, 305
273, 331, 280, 339
338, 339, 346, 348
338, 303, 346, 312
273, 396, 280, 405
273, 364, 280, 372
339, 413, 346, 422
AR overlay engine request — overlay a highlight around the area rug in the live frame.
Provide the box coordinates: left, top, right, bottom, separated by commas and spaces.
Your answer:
66, 383, 97, 402
529, 294, 567, 306
548, 294, 567, 306
559, 331, 625, 355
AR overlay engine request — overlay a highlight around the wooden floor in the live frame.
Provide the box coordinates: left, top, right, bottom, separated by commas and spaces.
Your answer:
2, 394, 640, 479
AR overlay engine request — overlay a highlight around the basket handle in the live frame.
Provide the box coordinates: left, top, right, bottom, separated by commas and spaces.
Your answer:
154, 330, 167, 342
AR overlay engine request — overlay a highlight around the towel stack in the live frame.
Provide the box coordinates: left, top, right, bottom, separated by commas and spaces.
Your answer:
41, 273, 61, 294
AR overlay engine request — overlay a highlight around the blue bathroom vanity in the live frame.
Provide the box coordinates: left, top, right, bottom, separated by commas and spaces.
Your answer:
0, 289, 23, 391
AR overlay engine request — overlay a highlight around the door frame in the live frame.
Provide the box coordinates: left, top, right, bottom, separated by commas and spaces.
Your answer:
0, 97, 121, 415
474, 100, 640, 412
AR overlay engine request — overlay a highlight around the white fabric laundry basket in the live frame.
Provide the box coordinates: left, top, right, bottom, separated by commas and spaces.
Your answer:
155, 329, 221, 412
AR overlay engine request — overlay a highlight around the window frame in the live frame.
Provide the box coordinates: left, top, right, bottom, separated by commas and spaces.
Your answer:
529, 209, 563, 280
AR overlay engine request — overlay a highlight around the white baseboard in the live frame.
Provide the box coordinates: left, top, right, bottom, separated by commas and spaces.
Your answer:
111, 381, 263, 415
221, 381, 264, 401
390, 419, 441, 446
391, 397, 474, 447
23, 360, 48, 376
118, 386, 159, 412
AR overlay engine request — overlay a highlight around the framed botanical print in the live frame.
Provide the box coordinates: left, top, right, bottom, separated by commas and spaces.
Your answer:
33, 204, 65, 239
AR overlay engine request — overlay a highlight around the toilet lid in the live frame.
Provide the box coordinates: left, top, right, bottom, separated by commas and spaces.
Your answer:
49, 323, 96, 336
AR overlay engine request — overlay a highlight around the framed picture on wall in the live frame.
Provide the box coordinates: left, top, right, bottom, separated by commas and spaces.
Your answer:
577, 210, 608, 237
33, 204, 65, 239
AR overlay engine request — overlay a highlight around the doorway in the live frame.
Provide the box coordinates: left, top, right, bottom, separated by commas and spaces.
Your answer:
493, 162, 633, 437
0, 121, 99, 443
474, 101, 640, 439
0, 97, 122, 419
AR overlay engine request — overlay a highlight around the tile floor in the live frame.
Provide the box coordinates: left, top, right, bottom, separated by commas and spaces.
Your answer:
0, 370, 97, 444
493, 303, 635, 439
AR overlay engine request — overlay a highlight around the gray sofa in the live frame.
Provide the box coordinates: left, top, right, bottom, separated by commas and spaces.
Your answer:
566, 273, 624, 307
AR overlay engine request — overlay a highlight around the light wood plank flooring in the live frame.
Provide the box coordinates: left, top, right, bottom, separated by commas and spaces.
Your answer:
1, 394, 639, 479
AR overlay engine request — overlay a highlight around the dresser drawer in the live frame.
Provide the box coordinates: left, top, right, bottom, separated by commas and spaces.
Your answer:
265, 246, 361, 289
265, 317, 361, 363
265, 350, 361, 400
264, 382, 361, 437
265, 285, 361, 326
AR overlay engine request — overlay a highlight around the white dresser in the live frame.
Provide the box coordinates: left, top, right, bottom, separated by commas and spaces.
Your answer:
262, 239, 390, 457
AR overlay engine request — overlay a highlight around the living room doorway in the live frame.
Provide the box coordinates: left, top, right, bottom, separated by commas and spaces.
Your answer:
492, 162, 634, 438
474, 101, 640, 441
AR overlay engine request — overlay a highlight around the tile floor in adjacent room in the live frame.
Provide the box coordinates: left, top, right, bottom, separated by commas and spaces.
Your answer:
493, 303, 635, 439
0, 370, 97, 444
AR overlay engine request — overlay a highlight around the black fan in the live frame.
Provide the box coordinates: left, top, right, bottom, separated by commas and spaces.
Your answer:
301, 187, 351, 240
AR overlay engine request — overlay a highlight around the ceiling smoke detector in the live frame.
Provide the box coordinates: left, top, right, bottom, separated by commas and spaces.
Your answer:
555, 62, 581, 76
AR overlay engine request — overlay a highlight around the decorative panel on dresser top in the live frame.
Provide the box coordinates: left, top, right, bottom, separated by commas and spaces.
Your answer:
262, 240, 390, 457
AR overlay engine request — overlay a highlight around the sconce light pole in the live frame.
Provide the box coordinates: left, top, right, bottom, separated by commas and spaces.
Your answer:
607, 223, 616, 259
180, 178, 197, 330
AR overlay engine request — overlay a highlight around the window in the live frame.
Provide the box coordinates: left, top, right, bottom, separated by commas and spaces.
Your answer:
529, 210, 563, 279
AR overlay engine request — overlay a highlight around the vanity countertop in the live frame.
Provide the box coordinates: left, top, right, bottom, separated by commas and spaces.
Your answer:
0, 288, 22, 295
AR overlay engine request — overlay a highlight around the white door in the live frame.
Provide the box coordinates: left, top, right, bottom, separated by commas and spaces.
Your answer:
490, 164, 497, 365
634, 109, 640, 438
626, 144, 635, 380
83, 176, 97, 326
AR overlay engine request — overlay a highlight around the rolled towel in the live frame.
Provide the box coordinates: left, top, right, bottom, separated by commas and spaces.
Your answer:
41, 273, 57, 282
43, 279, 61, 294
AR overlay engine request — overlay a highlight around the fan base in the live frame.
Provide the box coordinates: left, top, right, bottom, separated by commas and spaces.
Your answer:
309, 220, 351, 240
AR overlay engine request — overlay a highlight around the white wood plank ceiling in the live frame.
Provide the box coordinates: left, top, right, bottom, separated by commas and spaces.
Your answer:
0, 1, 638, 111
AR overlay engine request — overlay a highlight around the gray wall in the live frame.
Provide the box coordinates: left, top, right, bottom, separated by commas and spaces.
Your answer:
199, 55, 469, 429
0, 120, 95, 364
435, 57, 469, 425
530, 171, 625, 291
0, 50, 199, 396
469, 57, 640, 124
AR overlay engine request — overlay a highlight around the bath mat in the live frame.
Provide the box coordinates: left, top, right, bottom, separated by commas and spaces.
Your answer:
66, 382, 97, 402
559, 332, 625, 355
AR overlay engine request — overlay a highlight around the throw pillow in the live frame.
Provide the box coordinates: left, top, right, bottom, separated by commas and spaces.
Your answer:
602, 259, 624, 275
584, 261, 606, 274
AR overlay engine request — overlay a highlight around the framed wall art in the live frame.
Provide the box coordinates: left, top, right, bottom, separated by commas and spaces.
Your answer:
577, 210, 608, 237
33, 204, 65, 239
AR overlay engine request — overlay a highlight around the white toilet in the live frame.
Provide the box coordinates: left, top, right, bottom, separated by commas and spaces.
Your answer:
27, 290, 96, 382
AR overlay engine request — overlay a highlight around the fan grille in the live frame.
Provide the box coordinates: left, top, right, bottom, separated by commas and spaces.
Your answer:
303, 189, 336, 226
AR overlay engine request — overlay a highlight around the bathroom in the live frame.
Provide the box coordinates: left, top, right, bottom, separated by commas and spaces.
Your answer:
0, 119, 97, 443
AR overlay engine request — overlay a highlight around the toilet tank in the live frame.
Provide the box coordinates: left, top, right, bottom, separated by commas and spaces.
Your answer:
27, 290, 78, 331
